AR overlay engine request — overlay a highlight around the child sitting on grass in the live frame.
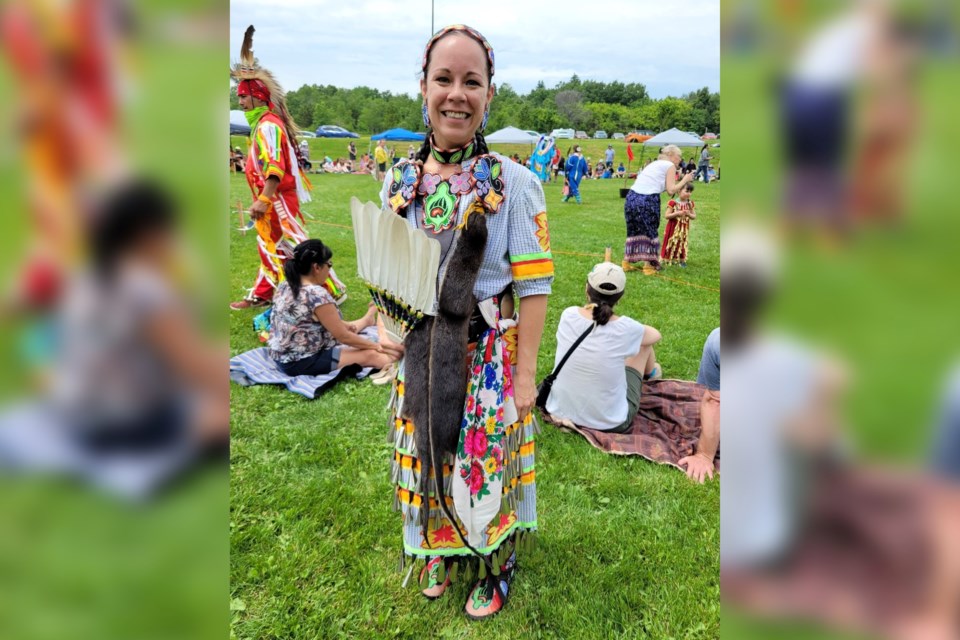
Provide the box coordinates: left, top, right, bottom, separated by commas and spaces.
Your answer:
660, 182, 697, 268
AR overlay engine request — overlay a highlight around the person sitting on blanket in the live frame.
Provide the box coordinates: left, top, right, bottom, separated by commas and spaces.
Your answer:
56, 180, 228, 453
678, 327, 720, 483
268, 239, 403, 376
545, 261, 662, 433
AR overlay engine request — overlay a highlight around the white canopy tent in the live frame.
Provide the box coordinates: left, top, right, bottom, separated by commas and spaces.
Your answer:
642, 128, 705, 148
484, 126, 539, 144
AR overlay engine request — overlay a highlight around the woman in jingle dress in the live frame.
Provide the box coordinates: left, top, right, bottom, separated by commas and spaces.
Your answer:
378, 25, 552, 620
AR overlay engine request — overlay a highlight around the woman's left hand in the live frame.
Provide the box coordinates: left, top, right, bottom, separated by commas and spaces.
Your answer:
514, 373, 537, 421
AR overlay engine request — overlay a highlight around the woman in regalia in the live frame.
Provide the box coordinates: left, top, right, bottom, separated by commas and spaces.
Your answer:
378, 25, 553, 620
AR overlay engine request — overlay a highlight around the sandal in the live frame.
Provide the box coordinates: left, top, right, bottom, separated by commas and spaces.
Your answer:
419, 556, 452, 600
369, 364, 396, 386
464, 550, 516, 620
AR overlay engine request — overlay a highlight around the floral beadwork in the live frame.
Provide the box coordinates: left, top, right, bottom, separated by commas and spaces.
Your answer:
387, 160, 421, 212
448, 171, 475, 195
419, 172, 441, 196
422, 180, 458, 232
385, 155, 504, 229
472, 155, 505, 213
534, 211, 550, 253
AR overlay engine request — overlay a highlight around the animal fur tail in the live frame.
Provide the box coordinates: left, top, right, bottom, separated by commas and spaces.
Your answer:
402, 209, 491, 567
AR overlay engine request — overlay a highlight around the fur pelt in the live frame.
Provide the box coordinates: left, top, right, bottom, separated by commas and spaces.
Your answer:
402, 206, 488, 545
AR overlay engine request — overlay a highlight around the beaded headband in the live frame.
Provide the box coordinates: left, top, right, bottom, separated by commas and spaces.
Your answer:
421, 24, 495, 78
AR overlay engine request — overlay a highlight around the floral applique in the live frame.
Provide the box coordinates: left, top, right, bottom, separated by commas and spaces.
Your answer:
534, 211, 550, 253
387, 160, 421, 212
472, 155, 505, 213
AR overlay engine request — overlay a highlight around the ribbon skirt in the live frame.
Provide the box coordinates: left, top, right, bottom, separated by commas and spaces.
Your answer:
388, 320, 538, 557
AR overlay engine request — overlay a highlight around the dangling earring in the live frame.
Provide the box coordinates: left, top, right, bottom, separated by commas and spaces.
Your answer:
480, 109, 489, 132
422, 102, 430, 128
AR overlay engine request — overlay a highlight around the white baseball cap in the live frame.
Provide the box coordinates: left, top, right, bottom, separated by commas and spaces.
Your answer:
587, 262, 626, 294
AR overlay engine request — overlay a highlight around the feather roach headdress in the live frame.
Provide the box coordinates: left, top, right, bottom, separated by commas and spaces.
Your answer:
231, 25, 302, 140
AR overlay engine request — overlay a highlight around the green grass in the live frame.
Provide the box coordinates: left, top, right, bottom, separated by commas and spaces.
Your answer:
229, 163, 720, 638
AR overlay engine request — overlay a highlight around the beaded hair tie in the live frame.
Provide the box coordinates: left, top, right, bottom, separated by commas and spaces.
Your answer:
421, 24, 495, 78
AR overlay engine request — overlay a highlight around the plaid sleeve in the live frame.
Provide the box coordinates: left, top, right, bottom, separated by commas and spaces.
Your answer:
508, 171, 554, 297
254, 121, 288, 181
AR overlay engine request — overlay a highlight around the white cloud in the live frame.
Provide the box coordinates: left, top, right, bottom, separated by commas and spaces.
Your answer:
230, 0, 718, 98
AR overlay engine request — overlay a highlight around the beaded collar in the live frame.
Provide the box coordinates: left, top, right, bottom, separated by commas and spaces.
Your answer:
387, 155, 505, 233
429, 135, 476, 165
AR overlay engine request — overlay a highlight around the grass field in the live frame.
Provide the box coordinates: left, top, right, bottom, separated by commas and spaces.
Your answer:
229, 159, 720, 639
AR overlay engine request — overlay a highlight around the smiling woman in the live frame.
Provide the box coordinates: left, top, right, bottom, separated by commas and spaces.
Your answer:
377, 24, 554, 621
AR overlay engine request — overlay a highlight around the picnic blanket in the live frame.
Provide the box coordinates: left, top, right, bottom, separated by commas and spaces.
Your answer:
540, 378, 719, 471
229, 328, 378, 399
0, 401, 199, 501
723, 466, 960, 637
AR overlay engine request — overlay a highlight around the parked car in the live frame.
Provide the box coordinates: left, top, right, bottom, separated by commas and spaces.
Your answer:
550, 128, 574, 139
574, 130, 588, 139
624, 131, 654, 143
594, 130, 608, 139
297, 131, 317, 138
612, 132, 625, 140
314, 125, 359, 138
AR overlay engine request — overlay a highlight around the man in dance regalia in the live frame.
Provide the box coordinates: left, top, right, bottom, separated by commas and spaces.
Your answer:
230, 25, 313, 310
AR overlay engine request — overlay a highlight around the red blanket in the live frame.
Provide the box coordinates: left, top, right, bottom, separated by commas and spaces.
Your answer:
540, 379, 718, 471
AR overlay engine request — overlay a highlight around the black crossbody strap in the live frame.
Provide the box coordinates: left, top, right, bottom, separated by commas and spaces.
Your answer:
549, 322, 596, 380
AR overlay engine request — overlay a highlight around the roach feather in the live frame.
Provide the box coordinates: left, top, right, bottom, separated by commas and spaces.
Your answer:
240, 26, 255, 68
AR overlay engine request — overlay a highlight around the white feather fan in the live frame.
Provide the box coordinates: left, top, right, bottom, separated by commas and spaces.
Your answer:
350, 198, 441, 342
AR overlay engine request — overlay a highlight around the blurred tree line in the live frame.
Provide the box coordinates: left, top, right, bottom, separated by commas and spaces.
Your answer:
229, 76, 719, 135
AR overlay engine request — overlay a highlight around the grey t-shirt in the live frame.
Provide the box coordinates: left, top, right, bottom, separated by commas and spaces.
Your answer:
700, 148, 710, 164
696, 327, 720, 391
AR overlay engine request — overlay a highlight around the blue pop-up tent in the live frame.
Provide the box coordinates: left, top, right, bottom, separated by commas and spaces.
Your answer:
370, 128, 426, 141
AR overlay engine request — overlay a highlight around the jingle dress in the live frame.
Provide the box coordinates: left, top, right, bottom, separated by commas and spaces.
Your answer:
660, 198, 695, 264
380, 153, 554, 572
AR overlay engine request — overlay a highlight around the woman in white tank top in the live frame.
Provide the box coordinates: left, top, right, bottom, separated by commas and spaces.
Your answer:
622, 144, 694, 274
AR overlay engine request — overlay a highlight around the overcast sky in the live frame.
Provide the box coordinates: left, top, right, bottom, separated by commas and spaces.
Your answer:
230, 0, 719, 99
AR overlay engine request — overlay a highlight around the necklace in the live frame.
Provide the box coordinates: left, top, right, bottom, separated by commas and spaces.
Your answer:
429, 135, 476, 165
418, 170, 475, 233
386, 155, 506, 229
